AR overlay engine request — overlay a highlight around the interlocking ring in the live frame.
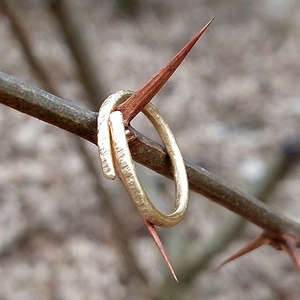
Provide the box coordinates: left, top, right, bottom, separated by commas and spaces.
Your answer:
97, 90, 132, 180
97, 90, 188, 227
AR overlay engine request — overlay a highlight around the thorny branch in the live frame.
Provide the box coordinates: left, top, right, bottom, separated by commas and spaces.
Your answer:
1, 70, 300, 243
0, 0, 148, 284
50, 1, 148, 282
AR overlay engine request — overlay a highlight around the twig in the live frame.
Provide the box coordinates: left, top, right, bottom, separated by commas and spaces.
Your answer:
51, 0, 107, 103
0, 221, 50, 257
1, 0, 148, 283
0, 71, 97, 141
154, 140, 300, 299
0, 0, 56, 93
74, 139, 149, 283
49, 1, 148, 282
1, 71, 300, 241
51, 5, 214, 282
181, 138, 300, 282
114, 0, 140, 17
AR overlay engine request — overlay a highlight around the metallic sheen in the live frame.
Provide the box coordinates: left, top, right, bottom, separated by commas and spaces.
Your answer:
98, 90, 188, 227
97, 90, 133, 179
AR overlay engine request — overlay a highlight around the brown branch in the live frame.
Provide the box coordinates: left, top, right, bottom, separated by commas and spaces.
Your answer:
49, 1, 148, 281
0, 0, 148, 283
1, 71, 300, 241
0, 0, 56, 93
178, 139, 300, 283
74, 139, 149, 283
0, 71, 97, 141
51, 0, 107, 104
114, 0, 141, 17
155, 139, 300, 299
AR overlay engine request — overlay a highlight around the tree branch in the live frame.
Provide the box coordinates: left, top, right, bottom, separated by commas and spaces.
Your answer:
1, 71, 300, 240
51, 0, 107, 104
0, 71, 97, 142
0, 0, 57, 94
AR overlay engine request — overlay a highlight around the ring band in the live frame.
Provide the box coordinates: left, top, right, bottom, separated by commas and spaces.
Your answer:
98, 90, 188, 227
97, 90, 132, 180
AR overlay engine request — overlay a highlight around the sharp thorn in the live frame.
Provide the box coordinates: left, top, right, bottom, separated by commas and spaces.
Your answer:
282, 239, 300, 272
144, 219, 179, 282
212, 234, 268, 271
117, 19, 214, 124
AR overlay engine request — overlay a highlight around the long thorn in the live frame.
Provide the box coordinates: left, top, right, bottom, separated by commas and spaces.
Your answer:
144, 219, 179, 282
212, 234, 268, 271
117, 18, 214, 124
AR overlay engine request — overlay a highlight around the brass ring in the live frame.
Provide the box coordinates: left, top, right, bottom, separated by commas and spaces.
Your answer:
97, 90, 132, 179
97, 90, 188, 227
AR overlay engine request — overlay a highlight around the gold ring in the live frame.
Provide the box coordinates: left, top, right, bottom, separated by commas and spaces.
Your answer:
97, 90, 132, 179
98, 90, 188, 227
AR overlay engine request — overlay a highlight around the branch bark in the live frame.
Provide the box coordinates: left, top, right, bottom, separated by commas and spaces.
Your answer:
158, 140, 300, 292
0, 1, 147, 281
0, 0, 57, 94
1, 71, 300, 241
0, 71, 97, 142
51, 0, 107, 104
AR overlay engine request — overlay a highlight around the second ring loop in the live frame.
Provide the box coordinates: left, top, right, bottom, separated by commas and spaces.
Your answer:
97, 90, 189, 227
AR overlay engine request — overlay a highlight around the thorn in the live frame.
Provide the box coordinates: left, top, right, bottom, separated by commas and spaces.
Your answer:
279, 234, 300, 272
117, 18, 214, 124
212, 234, 268, 271
144, 219, 179, 282
282, 241, 300, 271
212, 232, 300, 274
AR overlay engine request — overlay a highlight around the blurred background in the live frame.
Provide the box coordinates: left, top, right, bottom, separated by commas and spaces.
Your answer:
0, 0, 300, 299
